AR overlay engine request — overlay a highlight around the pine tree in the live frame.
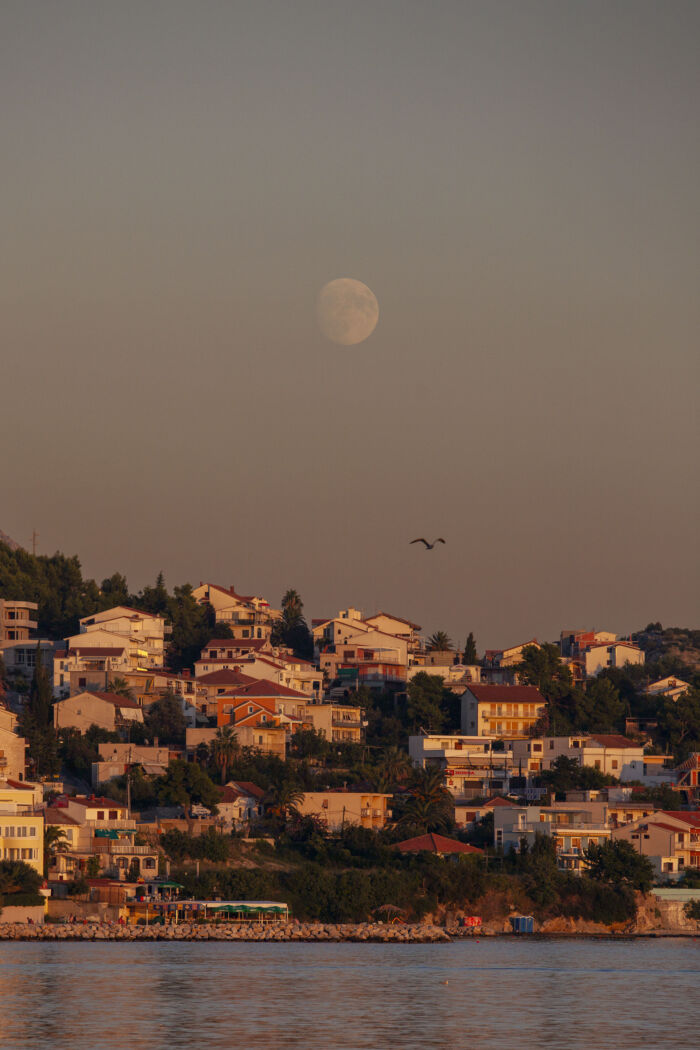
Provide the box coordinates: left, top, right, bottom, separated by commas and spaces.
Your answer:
463, 632, 478, 664
19, 644, 59, 777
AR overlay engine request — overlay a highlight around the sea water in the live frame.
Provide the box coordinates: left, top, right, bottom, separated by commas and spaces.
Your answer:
0, 938, 698, 1049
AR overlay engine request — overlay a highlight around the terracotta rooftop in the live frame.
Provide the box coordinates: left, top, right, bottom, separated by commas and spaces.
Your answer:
393, 833, 484, 855
589, 734, 641, 749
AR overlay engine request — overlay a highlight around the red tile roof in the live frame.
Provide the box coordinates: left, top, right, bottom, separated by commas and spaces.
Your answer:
5, 779, 35, 790
228, 781, 266, 801
366, 612, 422, 630
197, 669, 257, 687
393, 833, 484, 855
465, 685, 545, 702
239, 680, 309, 699
90, 691, 141, 709
589, 735, 641, 749
44, 807, 81, 826
69, 796, 127, 809
204, 638, 268, 651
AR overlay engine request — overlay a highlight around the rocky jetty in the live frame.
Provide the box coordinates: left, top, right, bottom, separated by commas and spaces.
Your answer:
0, 921, 451, 943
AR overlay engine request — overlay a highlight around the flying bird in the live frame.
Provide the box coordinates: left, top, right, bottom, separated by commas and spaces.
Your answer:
410, 538, 446, 550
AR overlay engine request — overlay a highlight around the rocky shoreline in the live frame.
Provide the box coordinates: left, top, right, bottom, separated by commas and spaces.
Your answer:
0, 920, 695, 942
0, 921, 451, 943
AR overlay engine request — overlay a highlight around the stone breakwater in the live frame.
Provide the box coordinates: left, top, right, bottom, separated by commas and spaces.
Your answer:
0, 921, 451, 943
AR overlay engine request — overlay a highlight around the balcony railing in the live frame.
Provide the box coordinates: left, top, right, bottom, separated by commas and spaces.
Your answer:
86, 819, 136, 830
93, 842, 153, 855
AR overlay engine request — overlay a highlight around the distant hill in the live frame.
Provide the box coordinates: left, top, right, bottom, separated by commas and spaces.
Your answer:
632, 625, 700, 674
0, 529, 22, 551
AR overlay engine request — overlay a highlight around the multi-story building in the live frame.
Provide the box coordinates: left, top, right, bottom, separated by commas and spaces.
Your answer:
613, 811, 700, 880
493, 803, 611, 873
91, 742, 172, 788
53, 691, 144, 734
460, 684, 546, 737
185, 725, 287, 761
46, 795, 158, 883
296, 790, 392, 831
0, 707, 27, 781
0, 781, 43, 874
508, 734, 647, 782
192, 582, 277, 635
583, 641, 645, 677
0, 599, 38, 646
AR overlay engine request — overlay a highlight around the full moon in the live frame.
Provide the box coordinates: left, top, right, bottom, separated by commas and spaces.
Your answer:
316, 278, 379, 345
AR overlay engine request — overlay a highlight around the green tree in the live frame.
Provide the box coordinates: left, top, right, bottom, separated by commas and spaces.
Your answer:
518, 643, 573, 698
86, 855, 101, 878
100, 573, 131, 607
272, 589, 313, 659
573, 678, 625, 732
399, 767, 454, 833
145, 691, 187, 745
427, 631, 452, 652
377, 746, 413, 789
43, 825, 70, 877
0, 859, 43, 902
19, 645, 59, 778
406, 673, 447, 732
584, 840, 654, 893
210, 725, 240, 784
157, 760, 220, 831
107, 676, 134, 700
264, 782, 305, 828
656, 688, 700, 761
462, 632, 478, 664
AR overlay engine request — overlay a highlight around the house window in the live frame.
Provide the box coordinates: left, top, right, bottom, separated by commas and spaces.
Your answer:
109, 811, 118, 820
97, 811, 105, 820
533, 743, 542, 752
79, 678, 86, 688
549, 741, 555, 750
612, 760, 618, 770
594, 761, 601, 770
248, 706, 254, 714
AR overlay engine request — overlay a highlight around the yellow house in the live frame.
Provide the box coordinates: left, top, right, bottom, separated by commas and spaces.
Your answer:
461, 685, 546, 737
0, 789, 44, 875
296, 791, 392, 831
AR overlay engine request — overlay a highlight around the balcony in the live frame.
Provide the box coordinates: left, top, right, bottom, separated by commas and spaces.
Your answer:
93, 841, 152, 855
332, 718, 363, 729
87, 819, 137, 831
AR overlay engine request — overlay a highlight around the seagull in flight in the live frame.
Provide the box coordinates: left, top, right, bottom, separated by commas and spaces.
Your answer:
410, 537, 446, 550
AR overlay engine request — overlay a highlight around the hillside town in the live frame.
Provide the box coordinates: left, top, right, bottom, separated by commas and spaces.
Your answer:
1, 549, 699, 933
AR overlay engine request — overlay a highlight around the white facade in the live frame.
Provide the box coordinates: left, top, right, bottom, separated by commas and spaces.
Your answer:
584, 642, 645, 677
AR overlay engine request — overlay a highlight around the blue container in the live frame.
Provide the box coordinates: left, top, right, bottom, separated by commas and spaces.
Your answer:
510, 915, 534, 934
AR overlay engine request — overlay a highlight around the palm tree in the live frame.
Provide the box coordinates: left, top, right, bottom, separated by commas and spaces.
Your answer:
378, 747, 413, 789
427, 631, 453, 652
107, 676, 134, 700
264, 782, 305, 826
400, 767, 453, 833
210, 725, 239, 785
43, 825, 70, 877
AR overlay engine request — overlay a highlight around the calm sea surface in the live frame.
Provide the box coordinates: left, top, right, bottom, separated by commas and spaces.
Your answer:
0, 939, 698, 1050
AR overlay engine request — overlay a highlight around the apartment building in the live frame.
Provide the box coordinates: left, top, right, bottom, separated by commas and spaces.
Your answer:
461, 685, 546, 737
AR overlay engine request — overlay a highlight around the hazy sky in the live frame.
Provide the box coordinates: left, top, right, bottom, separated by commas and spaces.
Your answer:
2, 1, 698, 648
